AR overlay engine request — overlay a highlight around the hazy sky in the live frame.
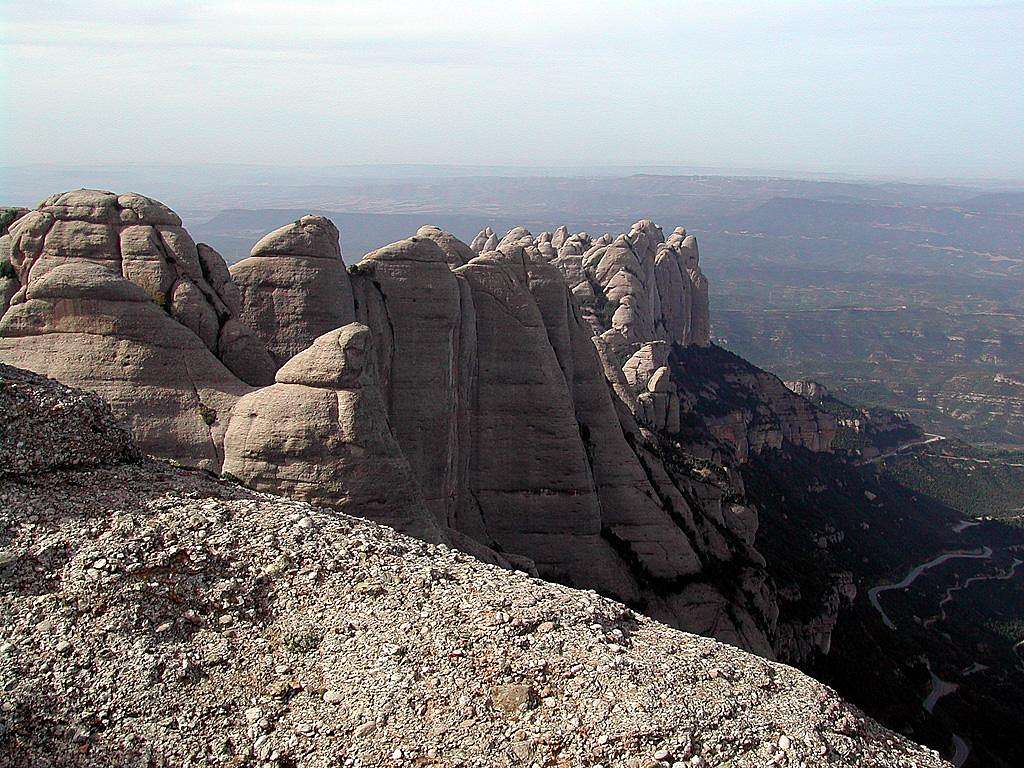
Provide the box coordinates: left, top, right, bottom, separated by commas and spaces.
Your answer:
2, 1, 1023, 180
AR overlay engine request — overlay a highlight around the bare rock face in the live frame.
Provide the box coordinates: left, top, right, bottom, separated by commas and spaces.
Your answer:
416, 224, 475, 265
1, 208, 30, 316
229, 215, 355, 366
670, 344, 838, 462
453, 248, 639, 598
350, 235, 477, 533
346, 232, 778, 655
222, 323, 443, 544
1, 190, 275, 386
683, 240, 712, 347
476, 220, 831, 461
0, 191, 279, 469
0, 261, 251, 470
0, 201, 839, 663
483, 218, 709, 380
0, 363, 137, 476
786, 379, 830, 400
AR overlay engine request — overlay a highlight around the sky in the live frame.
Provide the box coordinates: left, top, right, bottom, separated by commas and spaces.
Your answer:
1, 1, 1023, 181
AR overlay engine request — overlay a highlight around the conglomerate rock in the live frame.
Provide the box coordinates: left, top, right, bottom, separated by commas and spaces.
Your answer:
349, 235, 477, 532
467, 220, 832, 460
1, 190, 275, 385
0, 363, 137, 475
229, 215, 355, 367
0, 376, 950, 767
222, 323, 443, 544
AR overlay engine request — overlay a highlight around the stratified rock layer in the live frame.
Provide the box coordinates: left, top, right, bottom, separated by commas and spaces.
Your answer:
229, 215, 355, 366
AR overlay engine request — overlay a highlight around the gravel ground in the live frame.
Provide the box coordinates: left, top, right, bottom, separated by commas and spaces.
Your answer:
0, 363, 137, 476
0, 459, 948, 768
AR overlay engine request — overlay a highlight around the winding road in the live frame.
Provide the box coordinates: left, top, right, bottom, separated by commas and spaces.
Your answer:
861, 434, 945, 464
866, 519, 1024, 768
867, 546, 993, 630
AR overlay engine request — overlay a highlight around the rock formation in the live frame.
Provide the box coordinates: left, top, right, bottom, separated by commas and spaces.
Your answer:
671, 345, 838, 462
348, 235, 476, 532
467, 221, 833, 460
470, 219, 711, 353
222, 323, 443, 544
0, 364, 951, 768
0, 261, 252, 469
229, 215, 355, 366
786, 379, 831, 400
344, 230, 778, 655
0, 190, 277, 469
0, 196, 840, 659
0, 207, 29, 315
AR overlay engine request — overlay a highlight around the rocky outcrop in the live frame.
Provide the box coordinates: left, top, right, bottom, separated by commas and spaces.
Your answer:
0, 198, 838, 660
775, 571, 858, 661
229, 215, 355, 366
786, 379, 830, 400
2, 190, 275, 385
222, 324, 443, 544
0, 363, 137, 475
471, 220, 711, 354
0, 208, 29, 315
0, 378, 950, 768
468, 221, 831, 461
0, 261, 251, 470
670, 345, 837, 463
0, 190, 279, 469
346, 231, 778, 656
349, 235, 477, 532
416, 224, 475, 265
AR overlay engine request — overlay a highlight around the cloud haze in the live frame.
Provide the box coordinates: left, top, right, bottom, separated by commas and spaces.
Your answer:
2, 1, 1022, 179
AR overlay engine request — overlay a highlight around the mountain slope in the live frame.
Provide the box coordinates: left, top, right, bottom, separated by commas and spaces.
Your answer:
0, 364, 950, 768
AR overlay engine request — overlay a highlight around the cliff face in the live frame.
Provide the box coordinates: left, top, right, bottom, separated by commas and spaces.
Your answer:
0, 191, 844, 662
346, 234, 777, 655
669, 345, 838, 464
469, 222, 835, 464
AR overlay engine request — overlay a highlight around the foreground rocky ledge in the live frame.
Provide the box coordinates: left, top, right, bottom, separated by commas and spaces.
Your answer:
0, 458, 945, 768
